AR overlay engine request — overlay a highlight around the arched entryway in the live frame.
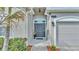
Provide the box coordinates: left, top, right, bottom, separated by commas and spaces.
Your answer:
28, 8, 51, 51
28, 16, 49, 47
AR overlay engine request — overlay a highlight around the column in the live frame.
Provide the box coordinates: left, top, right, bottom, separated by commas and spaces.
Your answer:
28, 12, 33, 40
47, 14, 53, 46
51, 15, 57, 46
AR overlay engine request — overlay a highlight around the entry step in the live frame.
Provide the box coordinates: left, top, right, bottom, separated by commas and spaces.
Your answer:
31, 46, 48, 51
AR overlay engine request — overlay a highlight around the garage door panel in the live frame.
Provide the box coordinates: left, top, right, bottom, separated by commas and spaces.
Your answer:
57, 22, 79, 50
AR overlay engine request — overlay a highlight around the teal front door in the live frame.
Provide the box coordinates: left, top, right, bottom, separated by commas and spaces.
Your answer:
34, 18, 46, 40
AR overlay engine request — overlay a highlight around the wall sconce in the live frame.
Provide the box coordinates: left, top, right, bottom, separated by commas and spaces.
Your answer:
51, 15, 57, 18
51, 15, 56, 26
52, 22, 54, 26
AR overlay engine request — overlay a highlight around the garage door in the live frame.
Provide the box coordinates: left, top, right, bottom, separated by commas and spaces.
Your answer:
57, 22, 79, 51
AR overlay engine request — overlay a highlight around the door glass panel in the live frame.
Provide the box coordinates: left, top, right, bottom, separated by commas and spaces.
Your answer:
34, 23, 45, 37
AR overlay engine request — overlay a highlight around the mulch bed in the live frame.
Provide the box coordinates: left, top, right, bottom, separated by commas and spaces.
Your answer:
27, 45, 32, 51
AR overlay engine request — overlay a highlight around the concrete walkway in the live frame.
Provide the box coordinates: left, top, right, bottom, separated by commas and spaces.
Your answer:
31, 46, 48, 51
28, 39, 51, 51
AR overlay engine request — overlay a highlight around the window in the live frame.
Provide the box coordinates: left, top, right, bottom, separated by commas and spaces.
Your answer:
0, 26, 5, 36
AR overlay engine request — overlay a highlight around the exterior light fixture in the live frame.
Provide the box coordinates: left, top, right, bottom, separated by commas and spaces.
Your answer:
51, 15, 57, 18
52, 22, 54, 26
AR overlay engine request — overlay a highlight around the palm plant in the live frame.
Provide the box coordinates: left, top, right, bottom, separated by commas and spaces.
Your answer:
2, 7, 25, 51
0, 7, 5, 11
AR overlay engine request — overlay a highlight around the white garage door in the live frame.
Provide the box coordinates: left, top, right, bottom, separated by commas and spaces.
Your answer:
57, 22, 79, 51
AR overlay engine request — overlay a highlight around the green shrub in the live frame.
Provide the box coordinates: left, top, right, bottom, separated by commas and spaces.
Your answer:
8, 38, 27, 51
51, 45, 56, 51
0, 37, 4, 50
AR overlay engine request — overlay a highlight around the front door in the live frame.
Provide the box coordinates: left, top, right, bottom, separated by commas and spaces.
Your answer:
34, 18, 46, 40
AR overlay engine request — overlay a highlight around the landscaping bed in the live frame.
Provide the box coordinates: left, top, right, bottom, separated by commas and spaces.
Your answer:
47, 45, 60, 51
0, 37, 30, 51
26, 45, 32, 51
8, 38, 27, 51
